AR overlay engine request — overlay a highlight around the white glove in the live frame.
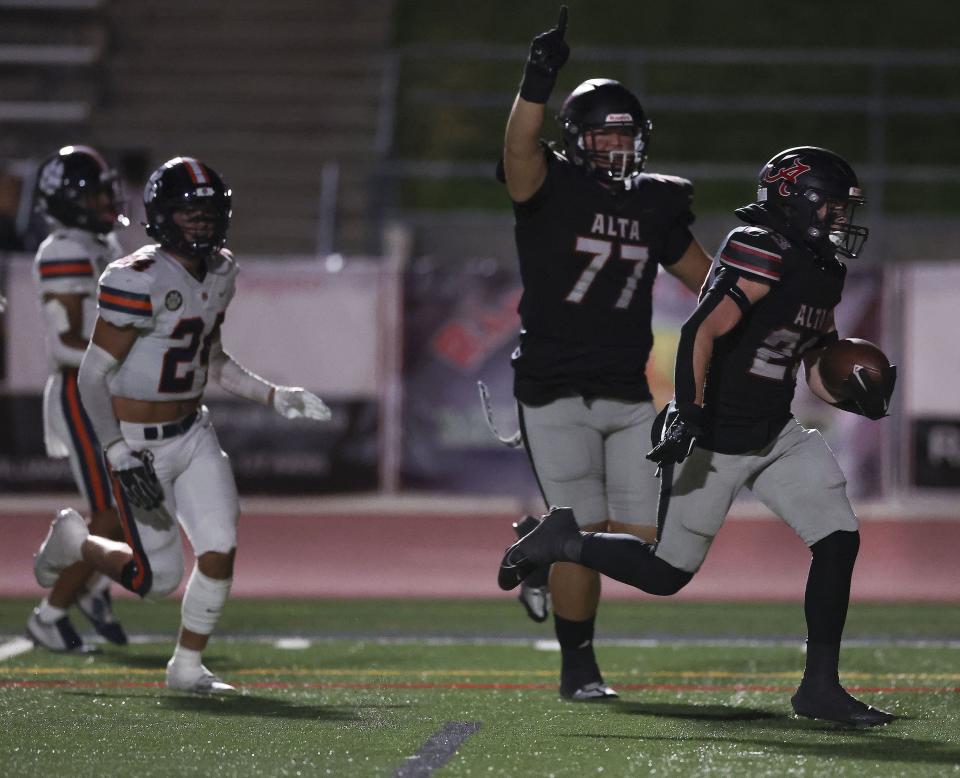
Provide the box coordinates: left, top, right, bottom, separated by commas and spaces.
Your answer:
0, 294, 7, 314
272, 387, 332, 422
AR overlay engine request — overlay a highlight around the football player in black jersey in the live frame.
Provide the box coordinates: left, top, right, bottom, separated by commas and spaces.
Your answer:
501, 7, 712, 700
499, 145, 897, 726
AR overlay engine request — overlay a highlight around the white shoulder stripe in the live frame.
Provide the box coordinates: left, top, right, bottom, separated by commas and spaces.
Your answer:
729, 239, 782, 261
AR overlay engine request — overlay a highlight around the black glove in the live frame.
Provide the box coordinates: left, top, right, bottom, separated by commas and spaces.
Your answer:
519, 6, 570, 103
646, 402, 703, 470
113, 449, 164, 511
833, 364, 897, 420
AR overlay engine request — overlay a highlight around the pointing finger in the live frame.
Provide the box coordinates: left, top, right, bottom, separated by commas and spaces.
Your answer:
557, 5, 568, 37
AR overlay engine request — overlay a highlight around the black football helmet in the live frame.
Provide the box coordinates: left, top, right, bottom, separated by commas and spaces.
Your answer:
35, 145, 125, 234
756, 146, 868, 258
144, 157, 232, 261
557, 79, 652, 184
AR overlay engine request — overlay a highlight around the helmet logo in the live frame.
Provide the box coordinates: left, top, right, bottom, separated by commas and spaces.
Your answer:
194, 186, 215, 197
762, 159, 812, 197
604, 112, 633, 124
38, 159, 65, 195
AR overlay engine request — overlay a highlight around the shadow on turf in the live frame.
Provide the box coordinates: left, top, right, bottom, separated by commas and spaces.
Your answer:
65, 690, 370, 721
612, 702, 780, 722
161, 693, 371, 720
573, 707, 960, 768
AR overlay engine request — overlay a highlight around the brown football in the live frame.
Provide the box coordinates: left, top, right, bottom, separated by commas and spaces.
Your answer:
818, 338, 890, 399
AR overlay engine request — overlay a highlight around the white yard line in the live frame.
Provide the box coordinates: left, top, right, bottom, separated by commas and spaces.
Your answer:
0, 637, 34, 662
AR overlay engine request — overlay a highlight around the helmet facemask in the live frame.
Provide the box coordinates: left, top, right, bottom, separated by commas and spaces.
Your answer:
575, 126, 648, 183
764, 185, 868, 259
820, 191, 868, 258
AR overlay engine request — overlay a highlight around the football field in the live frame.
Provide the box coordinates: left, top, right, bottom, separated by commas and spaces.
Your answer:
1, 599, 958, 776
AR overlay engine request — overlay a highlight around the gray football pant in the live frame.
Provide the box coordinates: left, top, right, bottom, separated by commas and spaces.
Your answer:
519, 396, 660, 528
655, 418, 859, 573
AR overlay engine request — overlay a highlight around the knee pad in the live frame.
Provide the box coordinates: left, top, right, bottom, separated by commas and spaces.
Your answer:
811, 530, 860, 566
180, 565, 232, 635
144, 556, 185, 600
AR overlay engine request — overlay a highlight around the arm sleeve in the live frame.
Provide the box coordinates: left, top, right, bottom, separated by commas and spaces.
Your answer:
674, 268, 743, 407
97, 264, 155, 331
208, 341, 275, 405
77, 342, 123, 450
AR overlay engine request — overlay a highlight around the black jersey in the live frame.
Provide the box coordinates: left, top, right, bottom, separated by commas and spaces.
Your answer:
509, 148, 695, 406
698, 224, 845, 453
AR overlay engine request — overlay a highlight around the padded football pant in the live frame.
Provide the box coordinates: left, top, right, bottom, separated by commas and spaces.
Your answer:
519, 397, 659, 528
114, 406, 239, 598
655, 418, 859, 573
43, 369, 113, 515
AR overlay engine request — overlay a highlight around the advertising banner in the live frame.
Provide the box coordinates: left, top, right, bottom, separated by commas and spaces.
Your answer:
401, 257, 887, 499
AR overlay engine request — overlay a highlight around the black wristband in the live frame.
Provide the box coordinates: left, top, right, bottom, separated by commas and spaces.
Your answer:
519, 64, 557, 104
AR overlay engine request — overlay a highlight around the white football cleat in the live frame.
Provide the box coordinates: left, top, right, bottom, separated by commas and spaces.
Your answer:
33, 508, 88, 588
25, 607, 97, 653
166, 659, 236, 694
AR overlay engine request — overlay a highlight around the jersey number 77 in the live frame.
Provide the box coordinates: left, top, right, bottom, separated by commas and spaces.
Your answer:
565, 237, 649, 310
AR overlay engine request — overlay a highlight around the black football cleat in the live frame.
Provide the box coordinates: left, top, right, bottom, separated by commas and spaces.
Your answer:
791, 681, 895, 727
498, 507, 580, 591
561, 679, 619, 702
513, 516, 551, 623
77, 587, 128, 646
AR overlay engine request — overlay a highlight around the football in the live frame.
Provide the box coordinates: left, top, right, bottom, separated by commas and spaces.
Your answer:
817, 338, 891, 399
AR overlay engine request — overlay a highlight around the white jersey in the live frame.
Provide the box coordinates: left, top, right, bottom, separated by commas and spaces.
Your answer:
33, 225, 123, 370
97, 245, 239, 401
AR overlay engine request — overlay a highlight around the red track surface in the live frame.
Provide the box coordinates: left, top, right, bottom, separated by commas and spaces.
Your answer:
1, 511, 957, 601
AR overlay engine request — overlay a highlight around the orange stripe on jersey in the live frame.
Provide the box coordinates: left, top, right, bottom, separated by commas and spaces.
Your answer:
63, 372, 108, 509
40, 260, 94, 278
99, 290, 152, 312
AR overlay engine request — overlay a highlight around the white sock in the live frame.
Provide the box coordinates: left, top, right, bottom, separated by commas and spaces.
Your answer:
37, 598, 67, 624
85, 573, 110, 595
180, 565, 232, 635
171, 643, 202, 669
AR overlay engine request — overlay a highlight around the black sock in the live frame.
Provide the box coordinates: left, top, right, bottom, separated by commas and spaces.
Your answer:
579, 533, 692, 595
555, 614, 601, 690
802, 530, 859, 685
803, 641, 841, 686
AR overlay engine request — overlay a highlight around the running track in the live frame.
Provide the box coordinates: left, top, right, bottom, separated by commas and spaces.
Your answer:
1, 497, 957, 601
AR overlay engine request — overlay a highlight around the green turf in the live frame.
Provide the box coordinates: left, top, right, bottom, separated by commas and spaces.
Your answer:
1, 599, 959, 775
3, 598, 959, 640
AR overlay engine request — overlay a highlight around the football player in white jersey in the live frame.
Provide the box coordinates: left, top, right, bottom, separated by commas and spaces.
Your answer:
27, 146, 130, 652
33, 157, 331, 693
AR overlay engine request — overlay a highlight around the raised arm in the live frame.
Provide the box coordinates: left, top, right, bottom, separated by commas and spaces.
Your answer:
503, 6, 569, 202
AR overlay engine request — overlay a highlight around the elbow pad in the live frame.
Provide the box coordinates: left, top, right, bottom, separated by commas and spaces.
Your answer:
78, 343, 123, 450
